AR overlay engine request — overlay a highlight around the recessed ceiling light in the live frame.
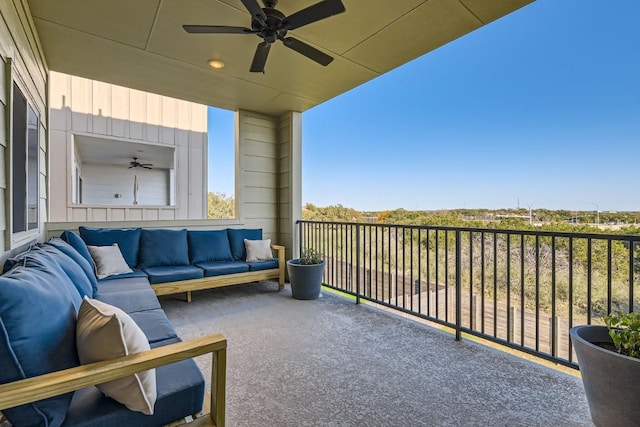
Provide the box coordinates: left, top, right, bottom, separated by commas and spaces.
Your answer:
208, 59, 225, 69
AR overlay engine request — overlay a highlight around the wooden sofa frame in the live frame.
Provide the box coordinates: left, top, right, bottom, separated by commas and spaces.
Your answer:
0, 334, 227, 427
152, 245, 286, 302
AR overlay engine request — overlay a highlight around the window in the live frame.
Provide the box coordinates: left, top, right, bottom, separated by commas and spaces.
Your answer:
12, 82, 39, 234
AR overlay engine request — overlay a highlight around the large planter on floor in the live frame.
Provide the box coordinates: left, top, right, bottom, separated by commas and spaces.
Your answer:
286, 259, 325, 300
570, 325, 640, 427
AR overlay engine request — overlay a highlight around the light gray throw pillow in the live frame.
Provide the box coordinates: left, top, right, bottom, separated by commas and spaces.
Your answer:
87, 244, 133, 279
244, 238, 273, 262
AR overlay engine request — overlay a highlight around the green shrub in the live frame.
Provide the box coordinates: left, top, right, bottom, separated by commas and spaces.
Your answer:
300, 248, 323, 265
605, 310, 640, 358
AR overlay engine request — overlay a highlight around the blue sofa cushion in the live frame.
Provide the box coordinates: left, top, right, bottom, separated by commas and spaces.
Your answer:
247, 259, 279, 271
96, 276, 152, 294
38, 243, 95, 298
129, 309, 179, 343
188, 230, 233, 264
79, 226, 141, 268
63, 357, 204, 427
195, 261, 250, 277
227, 228, 262, 260
139, 229, 189, 269
48, 237, 99, 295
97, 267, 148, 281
96, 289, 161, 314
143, 266, 204, 285
60, 230, 95, 270
0, 253, 81, 426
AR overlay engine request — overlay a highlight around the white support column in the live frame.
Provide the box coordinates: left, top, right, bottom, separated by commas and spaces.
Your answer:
277, 111, 301, 260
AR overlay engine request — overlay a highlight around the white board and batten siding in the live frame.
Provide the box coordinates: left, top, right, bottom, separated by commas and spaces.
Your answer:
0, 0, 49, 258
48, 71, 208, 223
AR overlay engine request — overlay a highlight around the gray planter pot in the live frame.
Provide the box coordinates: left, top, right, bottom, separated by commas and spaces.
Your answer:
570, 325, 640, 427
286, 259, 325, 300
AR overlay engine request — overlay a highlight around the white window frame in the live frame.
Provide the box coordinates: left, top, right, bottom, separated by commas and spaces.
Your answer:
6, 59, 41, 247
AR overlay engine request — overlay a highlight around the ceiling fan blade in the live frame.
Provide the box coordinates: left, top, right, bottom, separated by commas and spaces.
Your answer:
183, 25, 253, 34
250, 41, 271, 73
142, 166, 153, 169
282, 37, 333, 66
240, 0, 267, 25
283, 0, 345, 31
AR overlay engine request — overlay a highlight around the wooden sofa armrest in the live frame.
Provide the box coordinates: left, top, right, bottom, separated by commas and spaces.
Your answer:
0, 334, 227, 427
271, 244, 286, 290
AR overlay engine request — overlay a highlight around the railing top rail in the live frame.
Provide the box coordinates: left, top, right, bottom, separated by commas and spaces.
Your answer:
297, 220, 640, 241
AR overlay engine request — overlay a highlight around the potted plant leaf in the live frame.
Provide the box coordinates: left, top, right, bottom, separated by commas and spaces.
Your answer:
570, 310, 640, 427
286, 248, 325, 300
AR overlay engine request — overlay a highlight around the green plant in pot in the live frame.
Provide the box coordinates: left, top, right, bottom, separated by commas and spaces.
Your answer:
570, 310, 640, 426
286, 248, 325, 300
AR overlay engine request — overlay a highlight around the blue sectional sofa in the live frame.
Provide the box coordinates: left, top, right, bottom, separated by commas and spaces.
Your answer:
64, 226, 285, 302
0, 236, 227, 427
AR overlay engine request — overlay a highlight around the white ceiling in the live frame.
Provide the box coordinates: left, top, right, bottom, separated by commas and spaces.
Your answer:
28, 0, 534, 115
75, 135, 175, 169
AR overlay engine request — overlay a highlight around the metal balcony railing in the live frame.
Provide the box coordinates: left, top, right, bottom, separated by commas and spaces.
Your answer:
297, 220, 640, 368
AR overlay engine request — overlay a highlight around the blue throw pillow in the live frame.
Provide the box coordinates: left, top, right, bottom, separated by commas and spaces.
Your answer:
79, 227, 141, 268
48, 237, 98, 295
38, 243, 94, 298
227, 228, 262, 260
138, 229, 190, 268
60, 230, 95, 269
0, 253, 81, 426
188, 230, 233, 264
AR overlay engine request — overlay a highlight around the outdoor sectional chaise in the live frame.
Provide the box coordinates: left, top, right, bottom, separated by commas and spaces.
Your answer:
0, 227, 284, 426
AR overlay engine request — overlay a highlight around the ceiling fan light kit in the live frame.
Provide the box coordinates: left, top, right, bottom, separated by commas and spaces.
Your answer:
184, 0, 346, 73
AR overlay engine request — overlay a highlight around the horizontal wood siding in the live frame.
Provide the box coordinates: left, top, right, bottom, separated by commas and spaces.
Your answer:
0, 0, 49, 259
237, 110, 279, 240
48, 71, 208, 222
277, 112, 302, 258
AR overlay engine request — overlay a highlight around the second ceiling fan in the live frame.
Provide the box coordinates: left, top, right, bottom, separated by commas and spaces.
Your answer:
183, 0, 346, 73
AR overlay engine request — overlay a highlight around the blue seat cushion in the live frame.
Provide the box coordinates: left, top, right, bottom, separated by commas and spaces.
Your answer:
60, 230, 95, 270
129, 309, 178, 343
195, 261, 249, 277
227, 228, 262, 260
143, 266, 204, 285
95, 289, 161, 314
79, 226, 141, 268
62, 357, 205, 427
96, 276, 151, 294
247, 259, 279, 271
138, 229, 189, 269
97, 268, 148, 281
188, 230, 233, 264
38, 243, 95, 298
48, 237, 99, 295
0, 253, 81, 426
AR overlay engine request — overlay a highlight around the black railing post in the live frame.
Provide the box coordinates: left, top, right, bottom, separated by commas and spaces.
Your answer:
455, 230, 462, 341
298, 220, 303, 258
356, 224, 361, 305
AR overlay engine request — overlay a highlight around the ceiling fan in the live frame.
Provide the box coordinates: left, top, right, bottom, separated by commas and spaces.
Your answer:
129, 157, 153, 169
183, 0, 346, 73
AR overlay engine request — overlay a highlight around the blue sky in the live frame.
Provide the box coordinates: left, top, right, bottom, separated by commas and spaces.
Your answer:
209, 0, 640, 212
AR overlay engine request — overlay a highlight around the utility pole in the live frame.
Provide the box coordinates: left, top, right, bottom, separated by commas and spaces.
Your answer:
527, 204, 533, 225
589, 202, 600, 225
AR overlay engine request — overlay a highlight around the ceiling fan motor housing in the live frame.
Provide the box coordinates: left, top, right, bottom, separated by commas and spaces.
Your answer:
253, 6, 287, 43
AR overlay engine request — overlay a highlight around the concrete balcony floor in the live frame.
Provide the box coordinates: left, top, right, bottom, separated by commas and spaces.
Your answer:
161, 282, 593, 427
